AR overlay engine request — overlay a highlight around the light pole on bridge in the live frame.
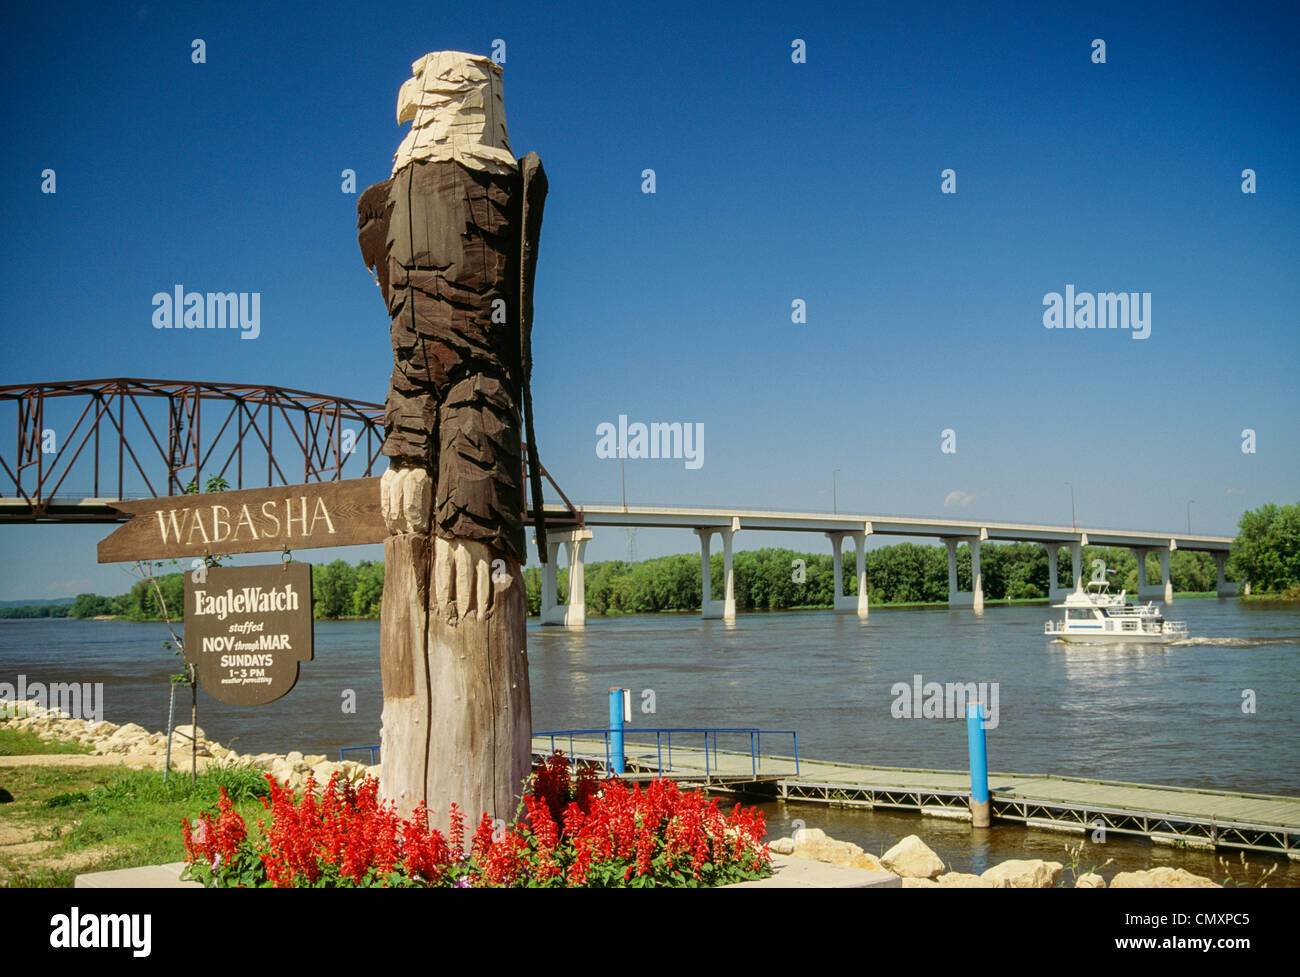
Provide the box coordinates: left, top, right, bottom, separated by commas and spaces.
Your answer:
1187, 499, 1194, 534
1065, 482, 1076, 530
833, 468, 841, 514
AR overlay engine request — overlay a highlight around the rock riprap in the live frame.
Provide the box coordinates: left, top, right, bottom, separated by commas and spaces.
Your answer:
768, 826, 892, 873
765, 825, 1230, 889
980, 859, 1063, 888
1109, 867, 1220, 888
1, 699, 376, 791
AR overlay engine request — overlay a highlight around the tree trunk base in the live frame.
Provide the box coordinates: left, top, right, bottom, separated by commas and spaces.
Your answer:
380, 533, 530, 833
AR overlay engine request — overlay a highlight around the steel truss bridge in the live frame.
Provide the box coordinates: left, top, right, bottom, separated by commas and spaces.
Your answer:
0, 378, 579, 526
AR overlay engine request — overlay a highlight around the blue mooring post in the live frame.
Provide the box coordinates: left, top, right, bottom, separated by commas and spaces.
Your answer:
609, 687, 625, 774
967, 700, 991, 828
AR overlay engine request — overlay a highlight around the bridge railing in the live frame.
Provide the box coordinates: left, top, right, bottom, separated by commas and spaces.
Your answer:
533, 727, 800, 779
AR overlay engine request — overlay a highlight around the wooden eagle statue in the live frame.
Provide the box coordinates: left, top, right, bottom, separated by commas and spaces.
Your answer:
356, 51, 547, 826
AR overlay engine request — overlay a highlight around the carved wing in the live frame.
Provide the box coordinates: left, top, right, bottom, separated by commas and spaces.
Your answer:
518, 153, 549, 563
357, 179, 395, 302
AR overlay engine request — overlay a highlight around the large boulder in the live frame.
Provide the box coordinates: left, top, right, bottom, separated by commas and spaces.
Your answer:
792, 827, 827, 845
981, 859, 1063, 888
795, 838, 889, 872
1110, 867, 1219, 888
881, 835, 945, 879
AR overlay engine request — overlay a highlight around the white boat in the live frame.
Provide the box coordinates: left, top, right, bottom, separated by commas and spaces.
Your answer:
1044, 581, 1188, 644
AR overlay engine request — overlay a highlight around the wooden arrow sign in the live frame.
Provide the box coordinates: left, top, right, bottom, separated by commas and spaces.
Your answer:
97, 477, 385, 563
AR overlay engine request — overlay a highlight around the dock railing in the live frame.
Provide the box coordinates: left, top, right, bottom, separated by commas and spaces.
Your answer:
532, 727, 800, 779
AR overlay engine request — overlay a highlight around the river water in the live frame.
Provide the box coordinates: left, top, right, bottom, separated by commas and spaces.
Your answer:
3, 597, 1297, 885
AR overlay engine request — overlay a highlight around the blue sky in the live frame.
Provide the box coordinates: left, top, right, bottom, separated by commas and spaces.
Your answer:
1, 0, 1297, 599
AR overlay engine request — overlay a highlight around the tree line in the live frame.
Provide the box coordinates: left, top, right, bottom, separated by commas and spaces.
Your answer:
0, 603, 72, 620
56, 543, 1224, 622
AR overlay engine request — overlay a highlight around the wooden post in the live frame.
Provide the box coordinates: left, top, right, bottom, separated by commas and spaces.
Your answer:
426, 539, 531, 826
378, 533, 430, 811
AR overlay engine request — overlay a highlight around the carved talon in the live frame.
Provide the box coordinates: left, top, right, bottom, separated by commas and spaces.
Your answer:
431, 536, 495, 621
381, 466, 432, 534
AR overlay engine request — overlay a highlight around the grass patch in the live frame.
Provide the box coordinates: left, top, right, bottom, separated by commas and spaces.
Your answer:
0, 727, 93, 757
0, 764, 270, 887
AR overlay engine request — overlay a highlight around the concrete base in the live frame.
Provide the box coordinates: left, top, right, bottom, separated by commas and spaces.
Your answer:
1137, 585, 1173, 603
723, 854, 901, 888
76, 855, 901, 890
541, 606, 585, 627
702, 600, 730, 621
1213, 553, 1238, 597
833, 595, 869, 616
75, 861, 199, 889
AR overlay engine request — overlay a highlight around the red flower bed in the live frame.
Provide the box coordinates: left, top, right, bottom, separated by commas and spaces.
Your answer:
181, 751, 770, 888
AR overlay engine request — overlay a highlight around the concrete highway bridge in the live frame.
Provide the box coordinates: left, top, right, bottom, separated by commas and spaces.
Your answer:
1, 379, 1236, 627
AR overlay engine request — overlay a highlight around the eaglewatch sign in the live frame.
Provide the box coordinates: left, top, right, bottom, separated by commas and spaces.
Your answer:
183, 563, 315, 705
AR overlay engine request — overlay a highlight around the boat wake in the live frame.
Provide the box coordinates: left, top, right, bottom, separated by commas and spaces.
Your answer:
1169, 636, 1300, 648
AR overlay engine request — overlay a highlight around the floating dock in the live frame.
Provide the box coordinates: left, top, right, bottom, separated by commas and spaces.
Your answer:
531, 735, 1300, 859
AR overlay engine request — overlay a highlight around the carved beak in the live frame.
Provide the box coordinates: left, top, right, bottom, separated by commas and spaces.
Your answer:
396, 75, 419, 125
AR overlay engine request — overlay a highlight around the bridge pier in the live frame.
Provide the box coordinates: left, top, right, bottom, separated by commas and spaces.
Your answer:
1133, 543, 1174, 603
535, 528, 592, 627
1044, 545, 1069, 602
1067, 538, 1085, 593
941, 532, 985, 611
696, 521, 737, 622
826, 527, 870, 617
1214, 552, 1238, 597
